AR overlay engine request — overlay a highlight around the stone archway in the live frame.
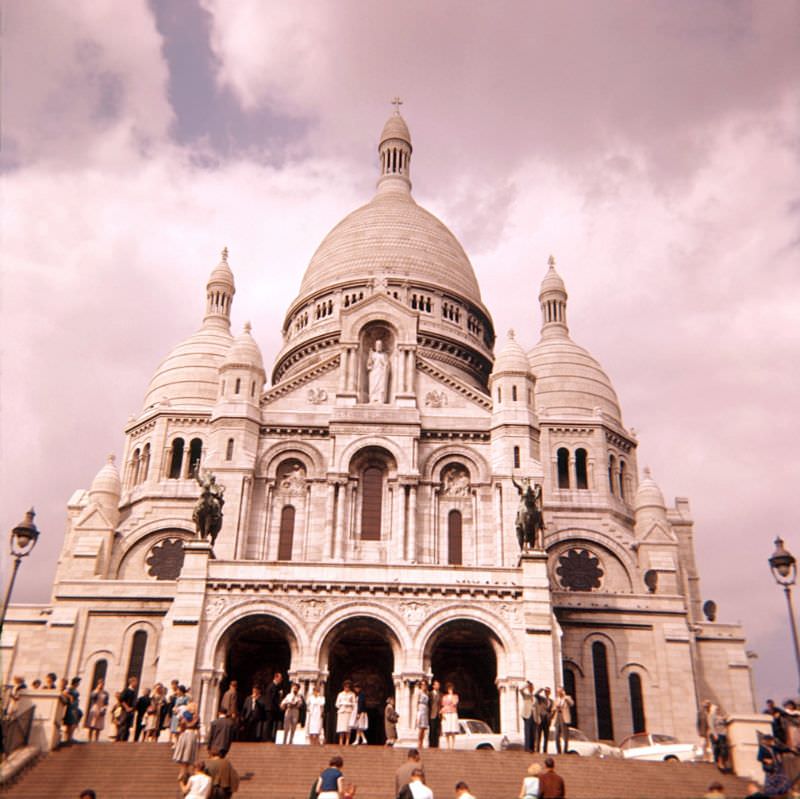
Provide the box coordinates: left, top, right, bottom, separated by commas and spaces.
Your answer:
218, 614, 293, 712
425, 619, 500, 731
320, 616, 398, 744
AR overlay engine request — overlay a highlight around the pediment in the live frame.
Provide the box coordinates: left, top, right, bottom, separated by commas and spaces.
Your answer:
417, 356, 492, 411
339, 292, 419, 345
74, 504, 113, 531
263, 353, 339, 408
640, 521, 677, 544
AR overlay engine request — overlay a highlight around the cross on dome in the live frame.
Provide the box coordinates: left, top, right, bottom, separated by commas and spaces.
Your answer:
221, 246, 229, 263
548, 254, 556, 267
391, 96, 403, 114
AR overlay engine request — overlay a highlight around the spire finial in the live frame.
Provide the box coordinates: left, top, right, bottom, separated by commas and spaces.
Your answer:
548, 254, 556, 268
508, 328, 516, 340
244, 321, 252, 333
107, 453, 115, 464
221, 246, 228, 263
643, 466, 652, 478
391, 96, 403, 115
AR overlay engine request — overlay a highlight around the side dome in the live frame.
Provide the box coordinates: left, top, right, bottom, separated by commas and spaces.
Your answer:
634, 467, 667, 511
297, 190, 483, 305
493, 330, 530, 374
89, 454, 121, 504
143, 326, 233, 410
528, 257, 622, 423
528, 337, 621, 421
222, 322, 264, 373
142, 249, 236, 411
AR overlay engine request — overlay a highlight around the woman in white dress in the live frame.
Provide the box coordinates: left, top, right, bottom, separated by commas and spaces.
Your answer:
307, 683, 326, 746
440, 682, 460, 751
180, 760, 212, 799
335, 680, 356, 746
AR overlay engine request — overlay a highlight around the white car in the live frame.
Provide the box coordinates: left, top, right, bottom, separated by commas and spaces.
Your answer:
619, 732, 703, 762
545, 727, 622, 758
452, 718, 518, 750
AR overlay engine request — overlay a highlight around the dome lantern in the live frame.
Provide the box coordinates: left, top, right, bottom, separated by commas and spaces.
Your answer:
538, 255, 568, 339
377, 97, 412, 194
204, 247, 236, 330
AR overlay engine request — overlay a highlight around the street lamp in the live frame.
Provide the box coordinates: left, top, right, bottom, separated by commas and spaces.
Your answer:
0, 508, 40, 635
769, 536, 800, 693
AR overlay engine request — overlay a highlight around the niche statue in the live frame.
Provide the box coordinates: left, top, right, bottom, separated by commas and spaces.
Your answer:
193, 471, 225, 547
366, 338, 390, 403
512, 475, 544, 551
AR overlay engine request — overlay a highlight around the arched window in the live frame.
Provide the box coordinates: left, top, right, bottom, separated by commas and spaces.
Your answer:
575, 448, 588, 490
225, 438, 234, 461
512, 385, 518, 401
188, 438, 203, 477
168, 438, 184, 479
608, 455, 616, 495
131, 448, 141, 487
618, 460, 626, 500
140, 443, 150, 483
592, 641, 614, 740
497, 387, 502, 403
235, 377, 241, 394
277, 505, 295, 561
629, 673, 646, 733
563, 666, 578, 728
513, 446, 520, 469
448, 509, 463, 565
557, 448, 570, 489
126, 630, 147, 685
251, 381, 256, 397
360, 466, 384, 540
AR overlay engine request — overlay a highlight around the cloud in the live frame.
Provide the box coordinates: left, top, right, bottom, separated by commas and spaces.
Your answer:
2, 0, 799, 706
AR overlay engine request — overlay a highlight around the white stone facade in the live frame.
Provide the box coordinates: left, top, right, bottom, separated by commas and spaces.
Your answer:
3, 110, 755, 744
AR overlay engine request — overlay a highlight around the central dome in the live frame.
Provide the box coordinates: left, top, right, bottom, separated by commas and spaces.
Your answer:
297, 189, 483, 305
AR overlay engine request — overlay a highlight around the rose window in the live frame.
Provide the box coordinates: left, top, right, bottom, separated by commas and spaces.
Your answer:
146, 538, 186, 580
556, 548, 604, 591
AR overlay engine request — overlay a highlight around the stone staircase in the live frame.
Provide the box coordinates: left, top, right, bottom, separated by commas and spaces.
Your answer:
3, 742, 753, 799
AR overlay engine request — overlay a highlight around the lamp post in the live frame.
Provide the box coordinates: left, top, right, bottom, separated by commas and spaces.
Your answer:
769, 536, 800, 693
0, 508, 40, 635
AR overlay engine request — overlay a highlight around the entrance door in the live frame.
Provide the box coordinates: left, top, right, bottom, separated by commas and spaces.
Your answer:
323, 617, 396, 744
219, 615, 292, 712
427, 619, 500, 730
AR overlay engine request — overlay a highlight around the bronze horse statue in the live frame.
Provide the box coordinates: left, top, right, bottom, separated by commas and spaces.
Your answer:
193, 472, 225, 547
512, 476, 544, 550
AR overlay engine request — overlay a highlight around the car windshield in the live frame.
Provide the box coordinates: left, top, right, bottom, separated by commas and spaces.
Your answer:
463, 720, 492, 734
568, 728, 589, 741
621, 734, 650, 749
651, 734, 679, 744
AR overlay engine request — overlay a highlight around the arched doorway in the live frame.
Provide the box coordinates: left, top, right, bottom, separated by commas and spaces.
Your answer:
425, 619, 500, 731
218, 614, 293, 712
321, 616, 397, 744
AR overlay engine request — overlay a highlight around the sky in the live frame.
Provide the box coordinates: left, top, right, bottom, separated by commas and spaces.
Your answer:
1, 0, 799, 704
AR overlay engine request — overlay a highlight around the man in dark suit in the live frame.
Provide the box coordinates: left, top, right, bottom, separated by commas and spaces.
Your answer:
117, 677, 138, 742
534, 686, 554, 753
134, 687, 151, 742
264, 672, 284, 743
240, 686, 266, 742
428, 680, 441, 749
208, 709, 238, 756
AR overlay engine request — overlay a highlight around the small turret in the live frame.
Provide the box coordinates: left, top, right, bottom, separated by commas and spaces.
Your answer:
538, 255, 568, 339
88, 454, 121, 526
377, 98, 412, 194
204, 247, 236, 330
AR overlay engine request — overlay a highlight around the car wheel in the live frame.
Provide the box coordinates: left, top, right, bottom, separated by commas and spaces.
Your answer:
566, 750, 579, 756
476, 744, 494, 751
664, 755, 679, 762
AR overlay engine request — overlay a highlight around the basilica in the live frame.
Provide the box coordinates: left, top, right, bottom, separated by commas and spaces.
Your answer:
3, 109, 755, 744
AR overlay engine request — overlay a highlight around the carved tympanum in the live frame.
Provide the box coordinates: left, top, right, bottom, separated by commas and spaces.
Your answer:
146, 538, 185, 580
441, 465, 470, 497
556, 548, 604, 591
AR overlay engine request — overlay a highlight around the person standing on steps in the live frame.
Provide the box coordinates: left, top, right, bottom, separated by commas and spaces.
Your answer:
264, 672, 285, 743
398, 768, 433, 799
206, 747, 240, 798
454, 782, 475, 799
307, 682, 326, 745
440, 682, 459, 751
208, 709, 237, 757
428, 680, 441, 749
134, 686, 151, 742
520, 681, 535, 753
537, 757, 565, 799
395, 748, 425, 796
280, 682, 304, 744
534, 687, 554, 753
352, 683, 368, 745
415, 679, 430, 749
385, 696, 399, 746
118, 676, 138, 742
316, 755, 345, 799
240, 685, 265, 742
553, 687, 574, 754
336, 680, 356, 746
85, 678, 109, 742
219, 680, 239, 720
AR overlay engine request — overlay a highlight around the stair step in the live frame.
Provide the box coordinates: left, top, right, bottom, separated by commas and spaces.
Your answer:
2, 743, 752, 799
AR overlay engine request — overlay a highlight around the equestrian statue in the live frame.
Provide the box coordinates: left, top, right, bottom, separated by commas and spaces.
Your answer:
193, 471, 225, 548
511, 474, 545, 551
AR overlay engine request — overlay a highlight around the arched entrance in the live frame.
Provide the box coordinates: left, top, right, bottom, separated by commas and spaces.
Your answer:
218, 614, 293, 711
321, 616, 397, 744
425, 619, 500, 731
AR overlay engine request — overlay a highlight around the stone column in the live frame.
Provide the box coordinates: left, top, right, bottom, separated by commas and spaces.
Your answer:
197, 671, 212, 741
335, 480, 348, 561
496, 677, 521, 735
518, 551, 557, 697
325, 482, 336, 558
407, 485, 417, 563
393, 483, 406, 562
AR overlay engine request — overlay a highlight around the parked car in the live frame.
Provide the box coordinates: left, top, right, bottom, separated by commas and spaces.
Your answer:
544, 727, 622, 758
452, 718, 518, 750
619, 732, 703, 762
